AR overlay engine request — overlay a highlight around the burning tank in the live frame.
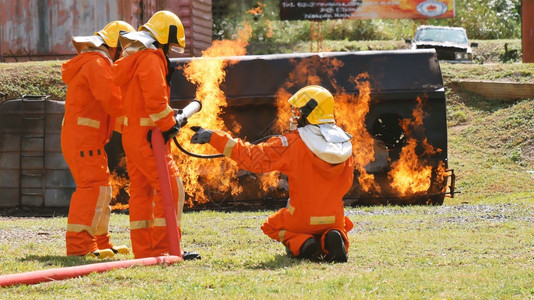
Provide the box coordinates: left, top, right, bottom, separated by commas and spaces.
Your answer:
164, 49, 456, 208
0, 50, 455, 211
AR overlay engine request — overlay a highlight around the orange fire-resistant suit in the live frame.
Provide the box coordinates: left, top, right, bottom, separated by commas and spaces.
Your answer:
113, 49, 185, 259
61, 51, 122, 255
208, 130, 354, 257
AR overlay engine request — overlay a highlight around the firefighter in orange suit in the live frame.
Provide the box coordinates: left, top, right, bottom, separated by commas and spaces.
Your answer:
190, 85, 354, 262
62, 21, 135, 258
113, 11, 199, 259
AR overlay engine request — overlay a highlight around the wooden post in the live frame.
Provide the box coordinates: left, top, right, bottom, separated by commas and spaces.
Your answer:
523, 0, 534, 63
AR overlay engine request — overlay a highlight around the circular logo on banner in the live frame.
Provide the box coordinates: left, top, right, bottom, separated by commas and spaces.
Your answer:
416, 0, 448, 17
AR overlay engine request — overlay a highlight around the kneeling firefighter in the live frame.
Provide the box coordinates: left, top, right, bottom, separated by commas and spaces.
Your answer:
113, 11, 199, 260
190, 85, 355, 262
62, 20, 135, 258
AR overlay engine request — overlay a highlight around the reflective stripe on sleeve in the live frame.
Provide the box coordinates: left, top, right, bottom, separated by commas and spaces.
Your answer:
223, 138, 238, 157
149, 106, 173, 122
278, 229, 286, 242
140, 118, 156, 126
77, 117, 100, 129
288, 203, 295, 215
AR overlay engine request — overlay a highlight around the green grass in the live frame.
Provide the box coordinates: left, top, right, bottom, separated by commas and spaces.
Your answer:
0, 60, 65, 100
1, 40, 533, 297
445, 98, 534, 204
1, 205, 533, 298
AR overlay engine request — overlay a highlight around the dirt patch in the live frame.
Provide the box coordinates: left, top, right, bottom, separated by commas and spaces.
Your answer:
522, 142, 534, 164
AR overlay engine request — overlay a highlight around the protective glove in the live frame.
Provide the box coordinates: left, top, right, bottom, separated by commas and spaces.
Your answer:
161, 124, 180, 144
147, 123, 180, 145
190, 126, 213, 144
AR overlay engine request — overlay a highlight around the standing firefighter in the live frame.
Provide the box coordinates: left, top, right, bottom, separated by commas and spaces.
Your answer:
62, 21, 135, 258
190, 85, 354, 262
113, 11, 199, 259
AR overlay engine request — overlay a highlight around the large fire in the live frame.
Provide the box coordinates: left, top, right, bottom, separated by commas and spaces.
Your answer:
109, 5, 448, 209
336, 74, 381, 194
171, 24, 252, 206
388, 97, 447, 196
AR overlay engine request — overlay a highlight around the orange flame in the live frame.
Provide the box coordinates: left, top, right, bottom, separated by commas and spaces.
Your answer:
336, 74, 380, 193
274, 57, 345, 132
388, 97, 446, 196
259, 171, 281, 192
246, 2, 266, 16
109, 156, 129, 211
173, 24, 252, 206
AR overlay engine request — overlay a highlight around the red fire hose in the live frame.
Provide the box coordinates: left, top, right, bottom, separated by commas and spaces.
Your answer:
151, 127, 183, 257
0, 255, 182, 287
1, 129, 184, 288
1, 102, 201, 287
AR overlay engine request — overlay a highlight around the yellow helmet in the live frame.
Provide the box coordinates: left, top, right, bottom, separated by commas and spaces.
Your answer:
95, 21, 135, 48
139, 10, 185, 49
288, 85, 335, 125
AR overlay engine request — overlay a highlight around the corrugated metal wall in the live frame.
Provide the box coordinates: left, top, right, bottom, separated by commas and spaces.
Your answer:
0, 0, 212, 62
179, 0, 212, 56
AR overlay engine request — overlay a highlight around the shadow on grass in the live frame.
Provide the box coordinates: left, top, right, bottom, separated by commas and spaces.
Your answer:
446, 83, 515, 112
251, 254, 330, 269
19, 255, 115, 268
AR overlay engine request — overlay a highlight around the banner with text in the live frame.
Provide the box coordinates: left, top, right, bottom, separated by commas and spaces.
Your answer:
280, 0, 455, 21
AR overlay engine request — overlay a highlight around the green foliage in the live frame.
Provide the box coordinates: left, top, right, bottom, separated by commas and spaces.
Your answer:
441, 58, 533, 82
0, 61, 66, 101
214, 0, 522, 52
447, 0, 522, 39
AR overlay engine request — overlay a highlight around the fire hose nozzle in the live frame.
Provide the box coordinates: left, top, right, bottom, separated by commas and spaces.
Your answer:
171, 99, 224, 159
175, 99, 202, 127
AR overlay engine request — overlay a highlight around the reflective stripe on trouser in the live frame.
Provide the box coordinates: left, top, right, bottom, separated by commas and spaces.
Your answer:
123, 129, 183, 258
66, 186, 113, 254
63, 143, 113, 255
128, 167, 184, 258
260, 207, 352, 257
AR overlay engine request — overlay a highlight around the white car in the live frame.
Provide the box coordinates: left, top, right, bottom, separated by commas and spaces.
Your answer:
407, 25, 478, 62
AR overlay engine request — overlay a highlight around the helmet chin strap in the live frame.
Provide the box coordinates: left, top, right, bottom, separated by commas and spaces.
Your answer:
297, 117, 309, 128
290, 98, 317, 129
153, 41, 170, 56
162, 43, 170, 56
113, 43, 122, 61
300, 98, 318, 121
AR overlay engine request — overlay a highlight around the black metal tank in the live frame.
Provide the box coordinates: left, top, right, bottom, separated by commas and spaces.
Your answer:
169, 49, 453, 206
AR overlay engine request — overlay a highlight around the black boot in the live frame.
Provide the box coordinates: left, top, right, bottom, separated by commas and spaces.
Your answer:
297, 238, 320, 259
324, 230, 348, 263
